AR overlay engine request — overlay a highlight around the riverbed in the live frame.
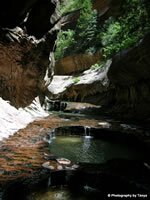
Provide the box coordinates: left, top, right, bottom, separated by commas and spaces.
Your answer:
0, 103, 150, 199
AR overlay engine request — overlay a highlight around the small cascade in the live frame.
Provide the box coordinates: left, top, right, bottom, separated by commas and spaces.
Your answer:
84, 126, 93, 139
60, 102, 67, 112
47, 176, 51, 187
60, 102, 63, 112
43, 129, 56, 144
43, 136, 52, 144
49, 129, 56, 141
51, 129, 56, 139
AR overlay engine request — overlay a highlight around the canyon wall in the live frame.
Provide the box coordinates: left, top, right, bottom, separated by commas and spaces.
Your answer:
0, 0, 59, 107
55, 52, 102, 75
107, 33, 150, 118
49, 34, 150, 120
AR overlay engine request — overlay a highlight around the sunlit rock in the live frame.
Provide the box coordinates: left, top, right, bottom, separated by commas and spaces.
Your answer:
48, 60, 111, 103
56, 158, 71, 165
0, 97, 48, 141
98, 121, 111, 128
42, 162, 55, 170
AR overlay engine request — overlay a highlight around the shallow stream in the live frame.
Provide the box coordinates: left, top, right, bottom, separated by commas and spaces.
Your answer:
3, 103, 149, 200
27, 103, 148, 200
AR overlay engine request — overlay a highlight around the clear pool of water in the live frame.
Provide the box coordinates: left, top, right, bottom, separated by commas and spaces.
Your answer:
49, 136, 145, 163
28, 187, 99, 200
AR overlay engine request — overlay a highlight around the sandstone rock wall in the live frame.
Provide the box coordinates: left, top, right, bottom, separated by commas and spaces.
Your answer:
93, 0, 123, 18
55, 52, 102, 75
56, 0, 123, 75
0, 0, 60, 108
49, 34, 150, 119
107, 33, 150, 118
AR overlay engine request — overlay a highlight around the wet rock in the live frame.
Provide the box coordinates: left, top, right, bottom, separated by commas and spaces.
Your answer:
43, 97, 67, 111
42, 162, 55, 170
56, 158, 71, 165
68, 159, 150, 196
57, 165, 63, 170
43, 153, 56, 161
98, 121, 111, 128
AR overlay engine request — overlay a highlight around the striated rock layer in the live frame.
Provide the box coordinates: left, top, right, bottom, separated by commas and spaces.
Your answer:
55, 52, 102, 75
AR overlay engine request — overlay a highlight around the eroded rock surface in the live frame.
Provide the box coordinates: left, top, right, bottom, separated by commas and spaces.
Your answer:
0, 0, 59, 108
55, 52, 102, 75
48, 60, 111, 102
0, 97, 48, 141
50, 34, 150, 120
107, 33, 150, 119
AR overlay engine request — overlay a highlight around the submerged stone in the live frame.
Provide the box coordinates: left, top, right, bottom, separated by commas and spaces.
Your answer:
56, 158, 71, 165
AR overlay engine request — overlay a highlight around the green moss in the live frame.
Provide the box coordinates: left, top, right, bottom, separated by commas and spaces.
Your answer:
72, 76, 80, 84
100, 0, 150, 58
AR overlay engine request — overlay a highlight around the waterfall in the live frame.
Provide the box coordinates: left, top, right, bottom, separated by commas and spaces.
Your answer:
51, 129, 56, 139
84, 126, 93, 139
60, 102, 63, 112
49, 129, 56, 141
43, 129, 56, 144
47, 176, 51, 187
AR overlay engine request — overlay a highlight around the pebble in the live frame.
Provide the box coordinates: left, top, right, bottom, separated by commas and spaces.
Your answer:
42, 162, 55, 170
57, 165, 63, 170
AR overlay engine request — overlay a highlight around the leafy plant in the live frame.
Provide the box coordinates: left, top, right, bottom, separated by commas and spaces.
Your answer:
55, 0, 150, 62
100, 0, 150, 58
91, 61, 106, 70
72, 76, 80, 84
59, 0, 82, 15
55, 0, 97, 60
55, 29, 75, 60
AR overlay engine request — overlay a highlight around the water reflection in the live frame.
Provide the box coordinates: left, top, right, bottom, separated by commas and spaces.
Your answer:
49, 136, 144, 164
28, 187, 92, 200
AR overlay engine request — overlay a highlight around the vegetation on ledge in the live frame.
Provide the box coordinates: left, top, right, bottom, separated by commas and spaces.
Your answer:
55, 0, 150, 61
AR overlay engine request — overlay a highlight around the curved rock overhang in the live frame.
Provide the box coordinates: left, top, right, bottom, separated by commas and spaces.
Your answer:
0, 0, 60, 108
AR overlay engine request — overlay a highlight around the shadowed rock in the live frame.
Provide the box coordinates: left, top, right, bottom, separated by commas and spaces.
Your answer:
0, 0, 60, 107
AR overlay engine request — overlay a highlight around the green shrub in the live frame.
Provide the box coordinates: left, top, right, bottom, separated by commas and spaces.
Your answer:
91, 61, 106, 70
55, 30, 75, 60
100, 0, 150, 58
56, 0, 150, 61
55, 0, 97, 60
